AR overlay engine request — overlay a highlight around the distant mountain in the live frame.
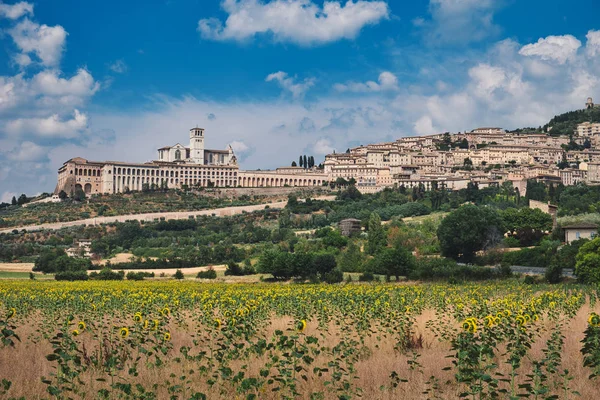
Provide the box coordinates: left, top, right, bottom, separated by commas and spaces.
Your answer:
543, 107, 600, 136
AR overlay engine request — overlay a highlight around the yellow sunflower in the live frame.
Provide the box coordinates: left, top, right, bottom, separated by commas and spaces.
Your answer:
214, 318, 222, 329
164, 332, 171, 341
72, 329, 80, 336
297, 319, 307, 333
588, 313, 600, 327
119, 327, 130, 339
134, 312, 143, 322
77, 321, 86, 331
7, 307, 16, 319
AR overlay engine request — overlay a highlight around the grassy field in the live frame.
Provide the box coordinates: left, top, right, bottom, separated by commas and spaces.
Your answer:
0, 280, 599, 399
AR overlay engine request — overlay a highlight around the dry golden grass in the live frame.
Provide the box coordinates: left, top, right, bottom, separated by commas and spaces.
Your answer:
2, 304, 598, 399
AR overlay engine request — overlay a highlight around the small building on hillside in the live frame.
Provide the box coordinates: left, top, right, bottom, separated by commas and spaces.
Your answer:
562, 223, 598, 244
339, 218, 362, 237
66, 239, 93, 258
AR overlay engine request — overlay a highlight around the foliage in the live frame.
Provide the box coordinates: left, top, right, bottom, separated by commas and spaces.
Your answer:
437, 205, 504, 262
366, 212, 386, 255
196, 267, 217, 279
89, 268, 125, 281
575, 237, 600, 284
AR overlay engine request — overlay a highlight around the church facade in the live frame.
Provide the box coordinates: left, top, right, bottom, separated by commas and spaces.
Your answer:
55, 128, 327, 195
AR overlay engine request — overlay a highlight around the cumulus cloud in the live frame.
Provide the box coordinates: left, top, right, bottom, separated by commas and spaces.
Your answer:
266, 71, 315, 98
519, 35, 582, 64
230, 140, 250, 155
32, 69, 99, 97
413, 115, 436, 135
198, 0, 389, 46
417, 0, 502, 45
0, 1, 33, 20
334, 71, 398, 92
6, 109, 88, 138
108, 59, 128, 73
0, 69, 99, 113
586, 30, 600, 58
4, 141, 46, 161
9, 18, 67, 67
312, 138, 334, 155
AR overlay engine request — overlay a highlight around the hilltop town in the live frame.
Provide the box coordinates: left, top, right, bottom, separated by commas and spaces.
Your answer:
54, 98, 600, 199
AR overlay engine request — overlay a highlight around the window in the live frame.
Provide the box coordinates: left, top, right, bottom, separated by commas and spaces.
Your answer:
175, 149, 181, 160
576, 232, 580, 239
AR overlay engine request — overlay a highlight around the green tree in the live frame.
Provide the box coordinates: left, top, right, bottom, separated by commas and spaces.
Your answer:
11, 196, 17, 206
338, 241, 364, 272
291, 161, 297, 167
437, 205, 504, 262
303, 155, 308, 169
58, 190, 68, 200
371, 245, 415, 281
575, 237, 600, 284
366, 212, 386, 255
299, 155, 303, 168
73, 187, 86, 202
173, 269, 185, 280
17, 194, 27, 205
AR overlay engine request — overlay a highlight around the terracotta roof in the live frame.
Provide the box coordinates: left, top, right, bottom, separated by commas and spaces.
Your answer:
562, 223, 598, 229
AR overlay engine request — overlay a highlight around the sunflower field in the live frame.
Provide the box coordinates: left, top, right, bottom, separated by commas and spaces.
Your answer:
1, 280, 599, 399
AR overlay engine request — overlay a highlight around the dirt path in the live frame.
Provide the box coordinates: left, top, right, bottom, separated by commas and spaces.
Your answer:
0, 263, 35, 272
0, 195, 337, 234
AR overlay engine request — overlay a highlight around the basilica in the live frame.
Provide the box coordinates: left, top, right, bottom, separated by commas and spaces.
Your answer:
55, 128, 327, 195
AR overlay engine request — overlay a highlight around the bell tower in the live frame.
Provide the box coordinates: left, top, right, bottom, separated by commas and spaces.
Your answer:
586, 97, 594, 109
190, 127, 205, 164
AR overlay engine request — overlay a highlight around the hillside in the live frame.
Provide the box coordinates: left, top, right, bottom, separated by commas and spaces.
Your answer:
543, 107, 600, 136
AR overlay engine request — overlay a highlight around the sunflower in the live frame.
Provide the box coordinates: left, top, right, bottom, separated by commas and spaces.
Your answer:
164, 332, 171, 341
588, 313, 600, 327
134, 312, 143, 322
214, 318, 222, 329
119, 327, 130, 339
297, 319, 307, 333
7, 307, 16, 319
484, 315, 495, 328
143, 319, 149, 330
77, 321, 86, 331
152, 319, 160, 331
462, 318, 477, 333
161, 307, 170, 317
72, 329, 80, 336
515, 315, 526, 326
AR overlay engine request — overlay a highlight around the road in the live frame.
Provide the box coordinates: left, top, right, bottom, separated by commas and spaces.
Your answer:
0, 195, 338, 234
0, 201, 287, 234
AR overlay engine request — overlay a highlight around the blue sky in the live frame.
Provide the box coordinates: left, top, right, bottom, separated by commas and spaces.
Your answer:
0, 0, 599, 201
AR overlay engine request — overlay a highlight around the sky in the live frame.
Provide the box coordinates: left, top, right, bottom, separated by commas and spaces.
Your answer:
0, 0, 599, 201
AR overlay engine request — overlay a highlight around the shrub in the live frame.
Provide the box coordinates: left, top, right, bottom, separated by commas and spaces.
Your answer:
358, 271, 375, 282
126, 271, 154, 281
225, 261, 244, 276
89, 268, 125, 280
55, 270, 89, 281
197, 268, 217, 279
173, 269, 185, 280
323, 268, 344, 284
545, 259, 563, 284
408, 257, 497, 281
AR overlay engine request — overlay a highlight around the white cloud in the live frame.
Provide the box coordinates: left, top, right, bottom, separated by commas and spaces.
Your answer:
198, 0, 389, 46
5, 141, 46, 161
0, 191, 17, 204
334, 71, 398, 92
312, 138, 334, 155
266, 71, 315, 98
0, 69, 99, 114
418, 0, 501, 44
0, 1, 33, 20
468, 64, 507, 95
230, 140, 250, 154
31, 69, 99, 97
9, 18, 67, 67
586, 30, 600, 58
6, 109, 88, 138
108, 59, 128, 73
519, 35, 582, 64
414, 115, 436, 135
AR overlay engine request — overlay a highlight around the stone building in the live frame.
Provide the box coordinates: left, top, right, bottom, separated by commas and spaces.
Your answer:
55, 128, 325, 195
339, 218, 362, 237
